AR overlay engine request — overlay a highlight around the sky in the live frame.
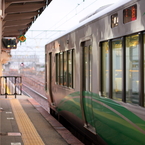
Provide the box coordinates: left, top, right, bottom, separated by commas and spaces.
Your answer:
30, 0, 119, 30
11, 0, 120, 64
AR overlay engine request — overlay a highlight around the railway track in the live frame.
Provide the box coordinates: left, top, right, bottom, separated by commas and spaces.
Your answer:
22, 83, 49, 112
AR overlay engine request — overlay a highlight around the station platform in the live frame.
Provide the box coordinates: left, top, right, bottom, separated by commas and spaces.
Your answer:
0, 95, 84, 145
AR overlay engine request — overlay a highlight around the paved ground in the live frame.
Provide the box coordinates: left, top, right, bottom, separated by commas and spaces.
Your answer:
0, 95, 84, 145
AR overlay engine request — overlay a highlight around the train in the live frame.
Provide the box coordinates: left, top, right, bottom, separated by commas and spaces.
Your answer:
45, 0, 145, 144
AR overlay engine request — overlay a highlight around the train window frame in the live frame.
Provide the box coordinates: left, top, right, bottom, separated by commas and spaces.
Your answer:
111, 13, 119, 28
63, 51, 67, 86
45, 53, 47, 91
55, 49, 74, 88
81, 40, 92, 94
112, 38, 123, 100
59, 52, 64, 86
125, 34, 140, 104
55, 53, 60, 85
100, 32, 144, 107
100, 41, 109, 98
67, 49, 74, 88
123, 4, 137, 24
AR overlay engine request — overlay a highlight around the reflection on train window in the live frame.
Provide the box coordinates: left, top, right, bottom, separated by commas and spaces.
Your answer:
112, 39, 122, 100
123, 5, 137, 24
101, 42, 109, 97
126, 34, 139, 104
89, 46, 92, 91
60, 53, 63, 85
68, 50, 73, 88
56, 54, 59, 84
111, 13, 118, 28
101, 34, 141, 106
83, 45, 92, 92
63, 52, 67, 86
55, 49, 74, 88
45, 53, 47, 91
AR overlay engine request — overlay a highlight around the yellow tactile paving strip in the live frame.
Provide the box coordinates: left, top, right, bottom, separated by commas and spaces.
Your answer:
10, 99, 45, 145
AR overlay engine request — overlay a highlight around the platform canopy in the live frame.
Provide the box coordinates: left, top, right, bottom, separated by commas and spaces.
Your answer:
2, 0, 52, 38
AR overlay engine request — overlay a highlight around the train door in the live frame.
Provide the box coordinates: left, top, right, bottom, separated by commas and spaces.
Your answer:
80, 40, 95, 131
48, 52, 53, 103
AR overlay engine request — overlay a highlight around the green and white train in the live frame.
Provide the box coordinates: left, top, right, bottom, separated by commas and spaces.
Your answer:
45, 0, 145, 144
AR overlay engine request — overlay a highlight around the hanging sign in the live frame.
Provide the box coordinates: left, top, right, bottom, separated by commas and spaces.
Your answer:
18, 35, 26, 42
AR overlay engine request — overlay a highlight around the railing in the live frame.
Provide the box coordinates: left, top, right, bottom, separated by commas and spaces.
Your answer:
0, 76, 22, 98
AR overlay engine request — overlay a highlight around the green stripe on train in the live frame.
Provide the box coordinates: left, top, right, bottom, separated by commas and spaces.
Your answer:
57, 91, 145, 145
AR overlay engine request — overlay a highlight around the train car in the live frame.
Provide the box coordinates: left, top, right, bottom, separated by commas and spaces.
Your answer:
45, 0, 145, 144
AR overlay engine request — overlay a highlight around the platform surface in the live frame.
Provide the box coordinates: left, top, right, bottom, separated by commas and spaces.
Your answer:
0, 95, 84, 145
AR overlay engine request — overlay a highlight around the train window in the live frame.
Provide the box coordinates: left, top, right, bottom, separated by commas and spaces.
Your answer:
111, 13, 118, 28
68, 50, 74, 88
55, 50, 74, 88
123, 5, 137, 24
101, 41, 109, 97
112, 39, 122, 100
125, 34, 139, 104
101, 34, 142, 106
55, 54, 59, 84
83, 45, 92, 91
59, 52, 63, 85
89, 46, 92, 91
45, 53, 47, 91
63, 52, 67, 86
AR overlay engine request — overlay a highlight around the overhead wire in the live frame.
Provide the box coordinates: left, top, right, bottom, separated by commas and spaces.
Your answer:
44, 0, 99, 41
29, 1, 85, 38
27, 0, 98, 40
15, 0, 99, 57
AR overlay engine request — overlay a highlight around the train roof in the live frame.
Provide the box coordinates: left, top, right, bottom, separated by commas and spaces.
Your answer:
46, 0, 132, 44
79, 4, 113, 23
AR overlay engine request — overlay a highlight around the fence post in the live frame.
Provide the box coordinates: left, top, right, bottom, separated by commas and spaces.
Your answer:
5, 77, 7, 98
15, 77, 17, 98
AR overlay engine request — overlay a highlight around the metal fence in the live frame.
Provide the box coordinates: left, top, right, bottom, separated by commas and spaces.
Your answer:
0, 76, 22, 98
